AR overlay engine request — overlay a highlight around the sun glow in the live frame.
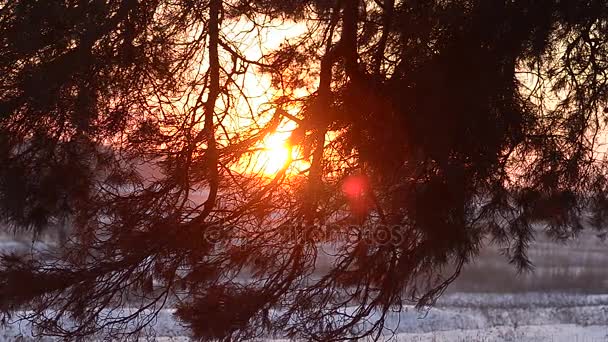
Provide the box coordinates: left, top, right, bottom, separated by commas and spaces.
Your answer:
258, 133, 292, 176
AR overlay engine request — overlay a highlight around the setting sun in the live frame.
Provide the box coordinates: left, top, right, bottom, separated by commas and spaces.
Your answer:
258, 133, 291, 176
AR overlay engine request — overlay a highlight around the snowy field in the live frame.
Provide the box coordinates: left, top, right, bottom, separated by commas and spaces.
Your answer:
3, 293, 608, 341
2, 230, 608, 341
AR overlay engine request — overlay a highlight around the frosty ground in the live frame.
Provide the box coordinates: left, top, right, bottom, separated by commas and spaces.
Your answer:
2, 230, 608, 341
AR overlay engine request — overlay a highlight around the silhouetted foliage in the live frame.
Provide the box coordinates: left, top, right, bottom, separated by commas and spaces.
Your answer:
1, 0, 608, 340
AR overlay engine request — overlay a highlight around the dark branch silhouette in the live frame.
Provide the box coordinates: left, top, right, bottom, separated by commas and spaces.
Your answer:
0, 0, 608, 340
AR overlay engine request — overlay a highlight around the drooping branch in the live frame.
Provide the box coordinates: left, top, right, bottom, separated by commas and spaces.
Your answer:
341, 0, 362, 80
2, 1, 608, 341
199, 0, 222, 221
373, 0, 394, 74
304, 6, 342, 223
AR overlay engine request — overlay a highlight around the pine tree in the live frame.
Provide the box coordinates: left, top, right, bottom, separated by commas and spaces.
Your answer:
1, 0, 608, 340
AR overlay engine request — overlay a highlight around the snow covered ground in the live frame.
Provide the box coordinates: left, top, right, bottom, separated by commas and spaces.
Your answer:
2, 230, 608, 341
3, 293, 608, 341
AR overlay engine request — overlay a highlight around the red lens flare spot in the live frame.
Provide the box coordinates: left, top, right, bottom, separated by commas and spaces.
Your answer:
342, 174, 372, 219
342, 174, 369, 198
